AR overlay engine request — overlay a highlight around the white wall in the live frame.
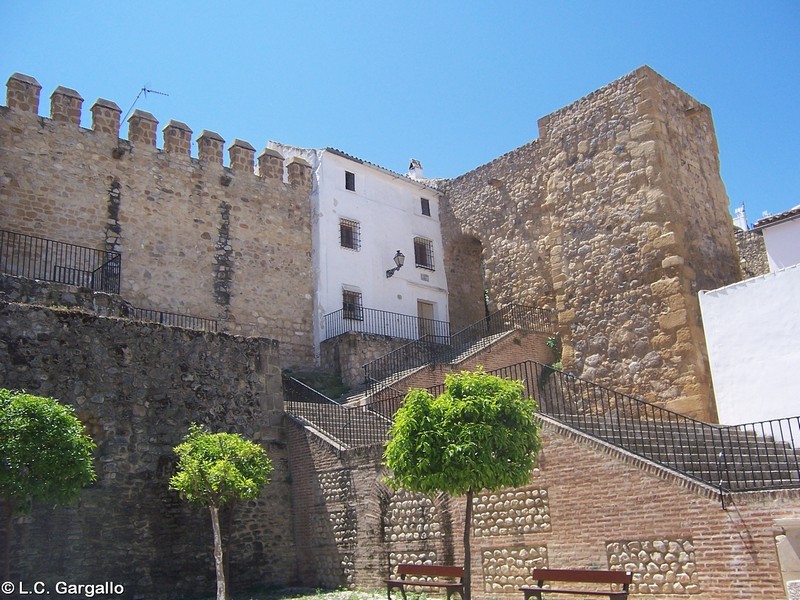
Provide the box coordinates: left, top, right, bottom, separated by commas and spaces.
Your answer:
269, 143, 449, 354
763, 217, 800, 272
699, 264, 800, 425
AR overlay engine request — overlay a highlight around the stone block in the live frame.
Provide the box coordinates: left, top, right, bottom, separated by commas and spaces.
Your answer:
658, 309, 687, 330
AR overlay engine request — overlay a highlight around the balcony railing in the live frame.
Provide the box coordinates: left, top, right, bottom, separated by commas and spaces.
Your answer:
323, 306, 450, 343
0, 229, 121, 294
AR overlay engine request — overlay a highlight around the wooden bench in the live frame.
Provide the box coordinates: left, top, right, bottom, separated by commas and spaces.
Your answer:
385, 564, 465, 600
520, 568, 633, 599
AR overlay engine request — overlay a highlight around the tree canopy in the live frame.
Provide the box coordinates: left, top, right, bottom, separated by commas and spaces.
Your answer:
384, 368, 541, 495
169, 423, 273, 600
384, 368, 542, 600
0, 388, 96, 513
169, 423, 273, 508
0, 388, 96, 580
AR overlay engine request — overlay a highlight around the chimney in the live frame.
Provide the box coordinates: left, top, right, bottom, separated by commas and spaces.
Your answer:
407, 158, 423, 180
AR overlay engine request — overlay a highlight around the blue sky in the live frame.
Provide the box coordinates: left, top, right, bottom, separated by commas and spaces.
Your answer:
2, 1, 798, 225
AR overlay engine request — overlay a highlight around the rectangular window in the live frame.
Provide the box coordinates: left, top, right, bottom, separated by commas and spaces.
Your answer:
342, 289, 363, 321
421, 198, 431, 216
340, 218, 361, 250
345, 170, 356, 191
414, 237, 435, 270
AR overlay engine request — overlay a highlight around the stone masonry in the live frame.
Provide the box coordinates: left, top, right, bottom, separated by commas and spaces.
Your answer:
0, 73, 314, 368
441, 66, 741, 420
0, 299, 292, 599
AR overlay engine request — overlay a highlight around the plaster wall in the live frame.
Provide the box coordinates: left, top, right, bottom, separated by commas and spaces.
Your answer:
699, 264, 800, 424
763, 217, 800, 272
269, 143, 449, 353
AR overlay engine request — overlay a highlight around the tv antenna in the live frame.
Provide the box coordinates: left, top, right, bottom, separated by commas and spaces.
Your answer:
121, 86, 169, 123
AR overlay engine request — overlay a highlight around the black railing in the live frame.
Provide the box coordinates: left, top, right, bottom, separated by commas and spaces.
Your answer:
0, 229, 121, 294
363, 304, 555, 393
127, 306, 218, 332
323, 306, 450, 342
283, 375, 390, 448
286, 359, 800, 494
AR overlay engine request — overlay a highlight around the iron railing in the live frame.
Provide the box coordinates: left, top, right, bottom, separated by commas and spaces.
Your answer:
323, 306, 450, 342
0, 229, 121, 293
283, 375, 390, 448
285, 359, 800, 494
362, 304, 555, 393
127, 306, 218, 332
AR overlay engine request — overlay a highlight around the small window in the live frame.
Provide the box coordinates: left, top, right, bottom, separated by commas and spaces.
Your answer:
345, 170, 356, 191
414, 237, 435, 270
421, 198, 431, 217
342, 289, 363, 321
340, 218, 361, 250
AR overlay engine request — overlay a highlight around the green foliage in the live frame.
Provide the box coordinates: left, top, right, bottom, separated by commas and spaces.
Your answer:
384, 368, 542, 496
169, 423, 273, 508
0, 388, 96, 514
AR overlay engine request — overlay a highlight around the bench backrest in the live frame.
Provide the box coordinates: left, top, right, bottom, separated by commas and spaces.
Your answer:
397, 564, 464, 580
531, 568, 633, 585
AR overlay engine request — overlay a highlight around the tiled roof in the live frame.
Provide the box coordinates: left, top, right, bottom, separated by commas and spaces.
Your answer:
324, 147, 440, 191
753, 204, 800, 229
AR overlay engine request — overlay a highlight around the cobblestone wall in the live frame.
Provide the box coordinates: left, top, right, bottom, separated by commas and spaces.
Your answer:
441, 66, 741, 420
735, 229, 769, 278
0, 301, 294, 599
0, 73, 314, 368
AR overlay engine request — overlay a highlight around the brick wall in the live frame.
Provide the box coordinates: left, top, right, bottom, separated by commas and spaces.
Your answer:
287, 414, 800, 599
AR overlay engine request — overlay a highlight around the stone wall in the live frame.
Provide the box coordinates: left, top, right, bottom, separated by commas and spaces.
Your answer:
0, 301, 295, 599
440, 66, 741, 420
0, 73, 314, 369
287, 416, 800, 599
735, 229, 769, 278
321, 333, 412, 391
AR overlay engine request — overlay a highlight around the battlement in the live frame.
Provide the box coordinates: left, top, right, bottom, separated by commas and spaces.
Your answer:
4, 72, 311, 185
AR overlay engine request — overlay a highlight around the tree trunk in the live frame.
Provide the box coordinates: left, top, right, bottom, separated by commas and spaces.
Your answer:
1, 500, 16, 582
209, 505, 227, 600
463, 489, 474, 600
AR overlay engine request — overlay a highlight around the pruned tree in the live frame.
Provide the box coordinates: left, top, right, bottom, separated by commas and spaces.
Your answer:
384, 368, 542, 600
169, 423, 273, 600
0, 388, 96, 581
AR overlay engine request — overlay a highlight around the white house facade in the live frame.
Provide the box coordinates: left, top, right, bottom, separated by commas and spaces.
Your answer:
701, 204, 800, 426
753, 205, 800, 272
268, 143, 449, 358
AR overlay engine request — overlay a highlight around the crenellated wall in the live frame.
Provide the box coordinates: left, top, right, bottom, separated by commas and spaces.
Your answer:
1, 73, 314, 368
441, 66, 741, 420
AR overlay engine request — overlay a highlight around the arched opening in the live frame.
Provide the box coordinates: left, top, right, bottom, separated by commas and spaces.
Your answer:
445, 234, 487, 332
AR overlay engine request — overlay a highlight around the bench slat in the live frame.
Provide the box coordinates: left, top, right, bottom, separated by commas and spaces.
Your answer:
529, 568, 632, 584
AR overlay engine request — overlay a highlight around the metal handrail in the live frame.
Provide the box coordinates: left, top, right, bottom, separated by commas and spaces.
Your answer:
0, 229, 121, 294
126, 305, 218, 332
286, 359, 800, 494
323, 306, 450, 342
362, 304, 556, 393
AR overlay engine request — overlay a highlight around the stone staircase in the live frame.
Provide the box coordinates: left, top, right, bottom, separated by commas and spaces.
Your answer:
549, 411, 800, 492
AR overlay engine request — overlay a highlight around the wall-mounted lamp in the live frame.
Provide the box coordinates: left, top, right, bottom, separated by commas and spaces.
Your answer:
385, 250, 405, 278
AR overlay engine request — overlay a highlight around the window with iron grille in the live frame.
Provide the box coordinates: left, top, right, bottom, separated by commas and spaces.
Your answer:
421, 197, 431, 216
345, 170, 356, 191
342, 289, 363, 321
340, 218, 361, 250
414, 237, 435, 270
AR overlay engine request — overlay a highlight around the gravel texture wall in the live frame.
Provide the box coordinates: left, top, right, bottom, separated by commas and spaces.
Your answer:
0, 301, 294, 599
440, 66, 741, 420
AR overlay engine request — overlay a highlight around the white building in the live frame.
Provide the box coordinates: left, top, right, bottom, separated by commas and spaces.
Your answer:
753, 204, 800, 272
268, 143, 449, 358
701, 204, 800, 425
